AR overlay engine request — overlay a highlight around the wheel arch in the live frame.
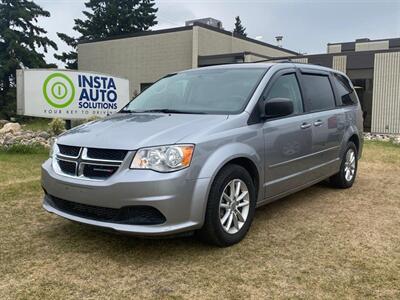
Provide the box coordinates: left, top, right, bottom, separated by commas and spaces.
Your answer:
349, 134, 360, 153
197, 142, 263, 199
341, 126, 363, 159
222, 157, 260, 198
193, 142, 263, 226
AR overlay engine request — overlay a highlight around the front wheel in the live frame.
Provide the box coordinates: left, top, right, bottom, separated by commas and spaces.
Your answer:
330, 142, 358, 188
198, 164, 256, 247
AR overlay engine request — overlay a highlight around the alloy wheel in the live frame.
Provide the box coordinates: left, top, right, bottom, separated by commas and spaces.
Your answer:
344, 149, 356, 181
219, 179, 250, 234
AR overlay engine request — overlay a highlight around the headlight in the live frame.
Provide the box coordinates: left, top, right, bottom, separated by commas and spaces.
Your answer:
49, 138, 57, 158
131, 144, 194, 172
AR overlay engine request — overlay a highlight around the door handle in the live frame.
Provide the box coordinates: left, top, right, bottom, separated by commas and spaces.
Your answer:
300, 122, 311, 129
313, 120, 323, 127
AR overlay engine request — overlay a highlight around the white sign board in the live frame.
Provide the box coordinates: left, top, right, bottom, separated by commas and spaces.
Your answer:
17, 69, 130, 119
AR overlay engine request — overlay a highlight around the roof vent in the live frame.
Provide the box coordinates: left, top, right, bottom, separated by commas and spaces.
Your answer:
186, 18, 223, 29
275, 35, 283, 48
355, 38, 370, 43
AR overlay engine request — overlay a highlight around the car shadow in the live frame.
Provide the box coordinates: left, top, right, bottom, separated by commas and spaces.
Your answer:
42, 181, 334, 258
255, 180, 332, 216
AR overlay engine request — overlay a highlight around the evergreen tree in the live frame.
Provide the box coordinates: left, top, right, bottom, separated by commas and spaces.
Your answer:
0, 0, 57, 118
54, 33, 78, 70
55, 0, 158, 69
233, 16, 247, 37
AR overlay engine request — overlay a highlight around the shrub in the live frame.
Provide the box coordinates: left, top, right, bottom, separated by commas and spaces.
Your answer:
48, 118, 65, 135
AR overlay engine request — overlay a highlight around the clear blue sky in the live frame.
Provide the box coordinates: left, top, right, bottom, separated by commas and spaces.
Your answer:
36, 0, 400, 66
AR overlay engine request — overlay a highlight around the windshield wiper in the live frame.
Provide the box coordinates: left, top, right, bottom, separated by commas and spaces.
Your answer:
138, 109, 206, 114
119, 109, 140, 113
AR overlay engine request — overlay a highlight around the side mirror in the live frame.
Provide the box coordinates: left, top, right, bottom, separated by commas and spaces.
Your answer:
263, 98, 293, 118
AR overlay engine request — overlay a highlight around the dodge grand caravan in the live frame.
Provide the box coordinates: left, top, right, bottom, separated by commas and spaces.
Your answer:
42, 63, 363, 246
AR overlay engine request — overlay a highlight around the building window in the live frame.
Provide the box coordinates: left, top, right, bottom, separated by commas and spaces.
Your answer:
140, 83, 153, 92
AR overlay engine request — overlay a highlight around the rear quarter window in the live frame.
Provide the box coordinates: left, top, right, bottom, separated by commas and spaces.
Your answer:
332, 73, 359, 106
301, 74, 336, 112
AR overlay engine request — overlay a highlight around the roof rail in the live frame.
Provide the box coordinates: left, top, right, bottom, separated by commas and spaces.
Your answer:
250, 58, 294, 63
250, 58, 309, 65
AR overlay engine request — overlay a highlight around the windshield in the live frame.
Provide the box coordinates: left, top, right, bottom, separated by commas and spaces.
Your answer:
122, 68, 267, 114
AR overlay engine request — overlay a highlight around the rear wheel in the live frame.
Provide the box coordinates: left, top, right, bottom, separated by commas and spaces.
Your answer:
330, 142, 358, 188
198, 164, 256, 247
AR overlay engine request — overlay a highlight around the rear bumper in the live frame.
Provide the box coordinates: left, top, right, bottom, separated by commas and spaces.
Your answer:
41, 159, 211, 236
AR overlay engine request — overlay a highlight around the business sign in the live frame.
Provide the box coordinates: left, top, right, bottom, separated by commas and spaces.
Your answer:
17, 69, 130, 119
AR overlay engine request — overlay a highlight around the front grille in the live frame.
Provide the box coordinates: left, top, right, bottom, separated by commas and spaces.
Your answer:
58, 144, 81, 157
54, 144, 128, 180
86, 148, 128, 161
58, 160, 76, 175
82, 164, 119, 179
49, 196, 166, 225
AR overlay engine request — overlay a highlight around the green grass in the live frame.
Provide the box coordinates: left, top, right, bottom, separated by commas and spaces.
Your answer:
0, 152, 47, 198
363, 140, 400, 164
364, 139, 400, 148
20, 118, 50, 132
0, 143, 49, 154
0, 143, 399, 299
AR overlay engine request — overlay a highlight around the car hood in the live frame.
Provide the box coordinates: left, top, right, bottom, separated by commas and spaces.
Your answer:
57, 113, 228, 150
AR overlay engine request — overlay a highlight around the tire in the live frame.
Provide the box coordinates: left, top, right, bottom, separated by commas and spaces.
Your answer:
330, 142, 358, 189
198, 164, 256, 247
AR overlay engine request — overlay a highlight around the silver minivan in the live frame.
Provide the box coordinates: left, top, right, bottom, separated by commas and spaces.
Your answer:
42, 63, 363, 246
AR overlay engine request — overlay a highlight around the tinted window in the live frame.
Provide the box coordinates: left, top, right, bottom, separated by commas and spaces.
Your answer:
333, 73, 358, 106
265, 73, 303, 114
302, 74, 336, 111
123, 68, 267, 114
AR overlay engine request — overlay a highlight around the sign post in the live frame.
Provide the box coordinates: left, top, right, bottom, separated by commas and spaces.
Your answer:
17, 69, 130, 119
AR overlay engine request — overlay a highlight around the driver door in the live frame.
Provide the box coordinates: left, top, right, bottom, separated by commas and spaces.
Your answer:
262, 69, 316, 199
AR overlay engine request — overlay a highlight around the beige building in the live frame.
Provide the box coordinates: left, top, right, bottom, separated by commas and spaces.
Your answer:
78, 21, 297, 96
265, 37, 400, 134
77, 19, 400, 134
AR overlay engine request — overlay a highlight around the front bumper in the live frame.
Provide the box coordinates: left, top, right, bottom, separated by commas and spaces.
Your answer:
41, 159, 211, 236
